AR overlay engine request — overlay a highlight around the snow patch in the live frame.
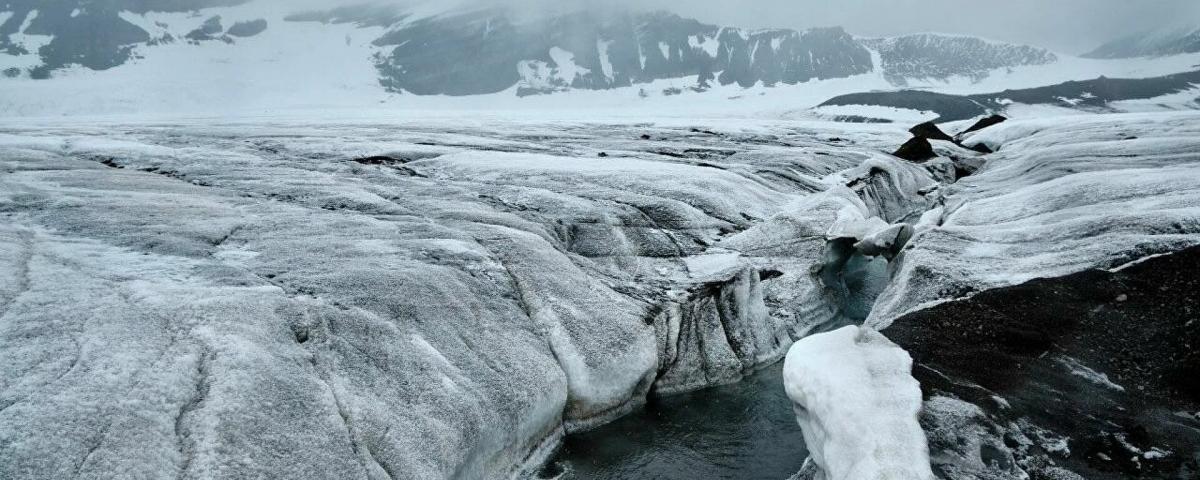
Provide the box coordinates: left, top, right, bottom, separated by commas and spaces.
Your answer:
683, 250, 742, 279
811, 104, 937, 123
596, 39, 613, 80
19, 9, 38, 33
689, 34, 718, 58
548, 46, 589, 84
1055, 355, 1125, 392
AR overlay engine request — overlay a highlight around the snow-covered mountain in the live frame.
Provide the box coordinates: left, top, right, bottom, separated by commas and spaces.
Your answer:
863, 33, 1057, 86
369, 10, 876, 96
2, 1, 1200, 119
1, 1, 1056, 95
0, 0, 247, 79
1085, 27, 1200, 59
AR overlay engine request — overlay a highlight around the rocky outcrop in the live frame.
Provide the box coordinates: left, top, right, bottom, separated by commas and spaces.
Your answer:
909, 122, 954, 142
892, 136, 937, 162
956, 114, 1007, 138
0, 0, 246, 78
226, 19, 267, 38
370, 10, 873, 96
890, 119, 1000, 179
863, 33, 1056, 85
184, 16, 224, 42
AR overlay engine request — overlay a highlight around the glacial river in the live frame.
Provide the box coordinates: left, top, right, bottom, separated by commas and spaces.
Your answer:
543, 362, 807, 480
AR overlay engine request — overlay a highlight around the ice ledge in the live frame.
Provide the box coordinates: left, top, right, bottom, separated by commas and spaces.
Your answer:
783, 326, 933, 480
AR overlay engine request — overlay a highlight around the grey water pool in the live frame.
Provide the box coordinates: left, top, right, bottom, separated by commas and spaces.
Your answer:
542, 362, 807, 480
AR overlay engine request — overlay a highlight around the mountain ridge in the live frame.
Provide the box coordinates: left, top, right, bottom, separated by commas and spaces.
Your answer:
1085, 27, 1200, 59
0, 1, 1060, 96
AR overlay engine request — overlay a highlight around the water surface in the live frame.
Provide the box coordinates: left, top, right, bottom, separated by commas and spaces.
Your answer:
545, 362, 807, 480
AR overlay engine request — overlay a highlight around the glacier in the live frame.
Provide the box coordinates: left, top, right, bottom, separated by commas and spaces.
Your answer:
0, 109, 1198, 479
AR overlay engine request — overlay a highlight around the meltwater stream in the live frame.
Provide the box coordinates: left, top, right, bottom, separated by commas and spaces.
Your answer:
542, 362, 807, 480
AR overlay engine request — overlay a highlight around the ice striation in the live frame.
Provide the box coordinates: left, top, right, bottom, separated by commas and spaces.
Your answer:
868, 111, 1200, 327
1, 110, 1198, 479
0, 117, 927, 479
785, 111, 1200, 480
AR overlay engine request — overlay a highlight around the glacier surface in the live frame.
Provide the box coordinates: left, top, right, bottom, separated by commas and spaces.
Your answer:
0, 110, 1197, 478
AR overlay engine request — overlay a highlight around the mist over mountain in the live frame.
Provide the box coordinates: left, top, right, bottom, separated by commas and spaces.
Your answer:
0, 0, 1061, 96
1085, 27, 1200, 59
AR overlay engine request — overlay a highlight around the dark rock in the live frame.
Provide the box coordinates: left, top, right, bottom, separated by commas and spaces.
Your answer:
964, 142, 993, 154
908, 121, 954, 142
885, 245, 1200, 480
226, 19, 267, 38
891, 136, 937, 162
185, 16, 224, 42
98, 157, 123, 169
958, 114, 1008, 138
758, 269, 784, 281
597, 152, 608, 157
640, 134, 652, 140
350, 155, 429, 177
352, 155, 409, 165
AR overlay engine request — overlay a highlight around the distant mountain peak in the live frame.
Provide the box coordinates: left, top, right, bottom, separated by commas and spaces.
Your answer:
862, 33, 1057, 85
1085, 27, 1200, 58
1, 1, 1065, 97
